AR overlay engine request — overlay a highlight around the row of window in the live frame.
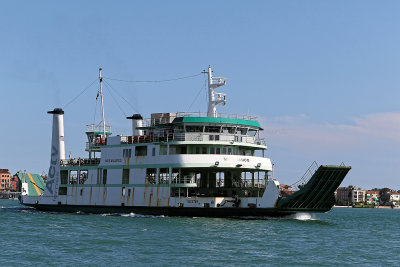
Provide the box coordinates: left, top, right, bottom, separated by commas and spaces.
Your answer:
60, 168, 268, 187
130, 145, 257, 157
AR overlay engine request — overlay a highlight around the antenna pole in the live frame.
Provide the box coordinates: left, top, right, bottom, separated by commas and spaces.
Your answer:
205, 66, 227, 117
99, 68, 106, 139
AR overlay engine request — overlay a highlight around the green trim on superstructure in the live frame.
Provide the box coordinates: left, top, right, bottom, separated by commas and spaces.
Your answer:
173, 117, 261, 128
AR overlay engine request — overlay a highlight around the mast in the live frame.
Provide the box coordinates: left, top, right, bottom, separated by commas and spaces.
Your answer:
99, 68, 106, 139
205, 66, 227, 117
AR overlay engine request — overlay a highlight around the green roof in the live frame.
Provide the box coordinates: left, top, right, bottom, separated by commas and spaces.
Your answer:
17, 172, 45, 196
173, 117, 261, 128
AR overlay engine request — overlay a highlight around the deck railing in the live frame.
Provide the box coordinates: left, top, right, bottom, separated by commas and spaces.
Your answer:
176, 112, 258, 121
118, 133, 265, 146
86, 124, 112, 133
60, 158, 100, 167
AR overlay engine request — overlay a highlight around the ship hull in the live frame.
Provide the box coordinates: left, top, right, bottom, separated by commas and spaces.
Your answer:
23, 203, 296, 217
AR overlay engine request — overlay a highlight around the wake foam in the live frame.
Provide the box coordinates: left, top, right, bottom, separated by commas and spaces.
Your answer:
289, 212, 318, 221
100, 212, 166, 218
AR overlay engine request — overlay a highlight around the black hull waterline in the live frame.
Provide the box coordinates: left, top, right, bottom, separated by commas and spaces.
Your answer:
24, 204, 303, 217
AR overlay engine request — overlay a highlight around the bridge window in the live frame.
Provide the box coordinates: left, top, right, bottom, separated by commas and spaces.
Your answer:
135, 146, 147, 156
222, 127, 235, 134
236, 128, 248, 135
205, 126, 221, 133
248, 129, 257, 136
186, 126, 203, 132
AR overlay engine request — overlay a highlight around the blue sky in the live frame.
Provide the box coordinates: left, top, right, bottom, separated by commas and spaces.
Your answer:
1, 1, 399, 189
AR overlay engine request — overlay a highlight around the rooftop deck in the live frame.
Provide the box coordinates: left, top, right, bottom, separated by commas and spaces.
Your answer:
141, 112, 260, 128
176, 112, 258, 121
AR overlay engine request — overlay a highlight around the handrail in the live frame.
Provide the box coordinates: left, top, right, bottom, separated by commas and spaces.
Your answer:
86, 124, 112, 133
289, 161, 319, 190
60, 158, 100, 167
114, 133, 265, 146
176, 112, 258, 121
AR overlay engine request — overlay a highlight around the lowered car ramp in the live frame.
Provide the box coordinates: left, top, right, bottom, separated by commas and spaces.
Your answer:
277, 165, 351, 212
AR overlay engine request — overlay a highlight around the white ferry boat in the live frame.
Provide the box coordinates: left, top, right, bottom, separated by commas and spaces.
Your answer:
20, 67, 351, 217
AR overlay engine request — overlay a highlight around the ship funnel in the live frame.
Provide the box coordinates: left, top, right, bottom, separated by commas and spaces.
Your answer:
43, 108, 65, 197
48, 108, 66, 160
127, 114, 144, 136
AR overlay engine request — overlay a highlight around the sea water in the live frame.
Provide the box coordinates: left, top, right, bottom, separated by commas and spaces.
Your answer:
0, 200, 399, 266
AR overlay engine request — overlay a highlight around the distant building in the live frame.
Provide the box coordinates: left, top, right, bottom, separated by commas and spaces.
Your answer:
365, 190, 380, 205
336, 186, 366, 204
390, 192, 400, 203
9, 174, 21, 192
352, 188, 366, 203
0, 169, 12, 192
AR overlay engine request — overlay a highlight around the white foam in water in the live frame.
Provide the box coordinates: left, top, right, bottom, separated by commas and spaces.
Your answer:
121, 213, 136, 217
291, 212, 318, 221
100, 212, 166, 218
